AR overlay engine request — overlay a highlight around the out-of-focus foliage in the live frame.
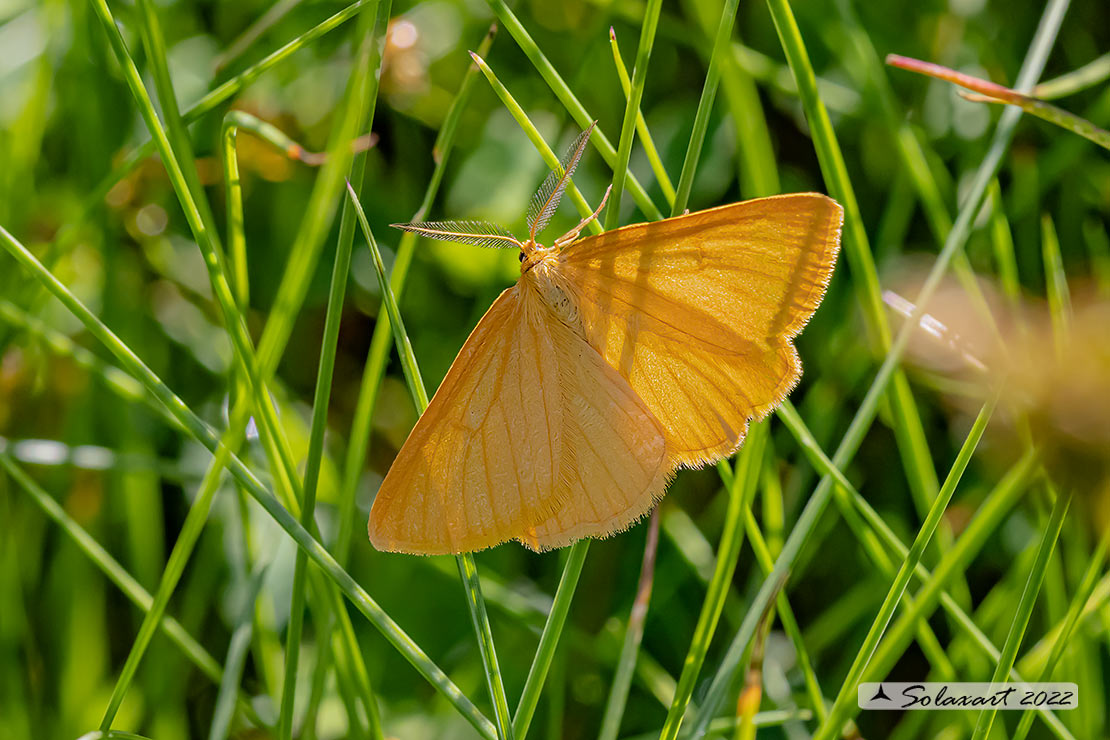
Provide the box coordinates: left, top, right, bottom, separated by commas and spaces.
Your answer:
1, 0, 1108, 738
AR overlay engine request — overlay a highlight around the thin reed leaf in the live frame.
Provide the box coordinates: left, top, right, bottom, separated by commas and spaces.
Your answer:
278, 163, 369, 740
256, 0, 391, 381
687, 2, 1069, 733
1033, 51, 1110, 99
54, 0, 374, 257
1041, 214, 1072, 350
1012, 525, 1110, 740
100, 424, 244, 730
0, 454, 265, 730
887, 55, 1110, 151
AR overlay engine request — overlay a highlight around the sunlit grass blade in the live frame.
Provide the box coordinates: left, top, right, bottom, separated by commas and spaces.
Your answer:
278, 165, 368, 740
133, 0, 221, 241
52, 0, 374, 259
468, 53, 602, 237
215, 12, 388, 732
256, 0, 391, 379
347, 183, 513, 740
604, 0, 662, 229
1012, 522, 1110, 739
687, 0, 780, 198
483, 0, 664, 221
221, 108, 377, 307
1041, 214, 1071, 349
99, 421, 246, 730
213, 0, 302, 72
686, 0, 1070, 732
1033, 50, 1110, 98
774, 402, 1074, 737
608, 28, 675, 206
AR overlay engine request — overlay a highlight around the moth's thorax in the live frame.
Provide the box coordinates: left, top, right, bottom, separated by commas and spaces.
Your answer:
519, 239, 559, 276
520, 248, 580, 329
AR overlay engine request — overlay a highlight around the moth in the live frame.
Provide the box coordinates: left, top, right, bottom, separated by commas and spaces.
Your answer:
369, 124, 842, 554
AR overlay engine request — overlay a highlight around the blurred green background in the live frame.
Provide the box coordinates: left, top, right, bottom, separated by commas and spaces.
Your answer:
1, 0, 1108, 738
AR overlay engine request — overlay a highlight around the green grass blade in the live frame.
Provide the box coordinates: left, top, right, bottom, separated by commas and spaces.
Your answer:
813, 394, 998, 740
1033, 51, 1110, 99
469, 53, 602, 237
686, 0, 1070, 731
484, 0, 664, 221
671, 0, 740, 215
457, 555, 516, 740
597, 511, 661, 740
1012, 524, 1110, 740
218, 91, 381, 740
512, 541, 589, 740
0, 454, 265, 730
1041, 214, 1072, 351
604, 0, 662, 229
278, 164, 368, 740
608, 28, 675, 206
686, 0, 780, 198
972, 489, 1072, 740
133, 0, 221, 243
54, 0, 373, 258
100, 422, 246, 730
256, 0, 391, 374
659, 424, 765, 740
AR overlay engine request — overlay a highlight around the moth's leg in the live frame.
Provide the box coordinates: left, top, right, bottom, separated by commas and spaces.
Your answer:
553, 185, 612, 249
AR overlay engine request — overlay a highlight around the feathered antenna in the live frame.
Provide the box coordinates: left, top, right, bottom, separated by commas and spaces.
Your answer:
390, 220, 523, 250
527, 122, 597, 242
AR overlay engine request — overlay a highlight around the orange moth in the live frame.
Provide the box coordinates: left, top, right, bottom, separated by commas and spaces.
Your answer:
369, 124, 842, 554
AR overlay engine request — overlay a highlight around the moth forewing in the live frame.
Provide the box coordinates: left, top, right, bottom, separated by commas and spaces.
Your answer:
391, 219, 522, 250
526, 121, 598, 241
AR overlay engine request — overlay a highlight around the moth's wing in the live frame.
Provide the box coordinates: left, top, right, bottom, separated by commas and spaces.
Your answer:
555, 193, 842, 467
368, 285, 669, 555
518, 296, 671, 550
369, 287, 562, 554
